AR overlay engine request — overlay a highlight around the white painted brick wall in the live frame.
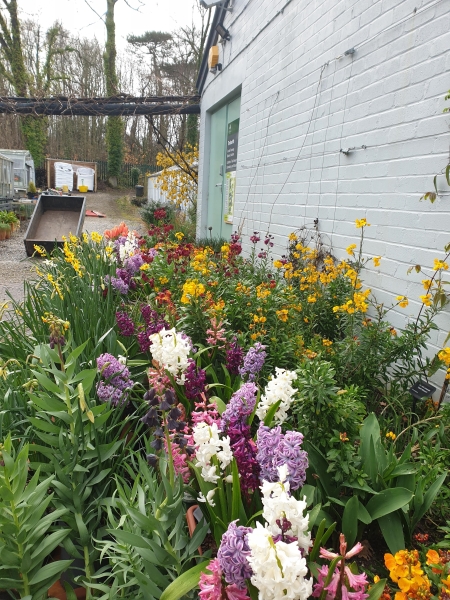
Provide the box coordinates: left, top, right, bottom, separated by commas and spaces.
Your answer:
197, 0, 450, 393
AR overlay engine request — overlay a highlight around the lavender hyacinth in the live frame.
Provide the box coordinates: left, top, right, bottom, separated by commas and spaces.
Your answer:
104, 275, 129, 295
217, 521, 253, 588
239, 343, 266, 382
124, 253, 144, 273
96, 353, 134, 406
220, 383, 258, 430
257, 424, 308, 490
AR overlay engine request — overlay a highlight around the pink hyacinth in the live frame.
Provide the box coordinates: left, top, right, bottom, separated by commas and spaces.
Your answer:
199, 559, 250, 600
206, 317, 227, 348
191, 393, 220, 427
312, 534, 368, 600
164, 436, 190, 483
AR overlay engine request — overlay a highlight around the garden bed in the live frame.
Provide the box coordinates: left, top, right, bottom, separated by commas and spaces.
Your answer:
0, 216, 448, 599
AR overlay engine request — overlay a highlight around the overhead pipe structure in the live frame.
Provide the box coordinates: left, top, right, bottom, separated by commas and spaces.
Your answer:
0, 95, 201, 116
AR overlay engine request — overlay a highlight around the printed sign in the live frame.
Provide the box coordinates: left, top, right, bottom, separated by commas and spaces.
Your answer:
224, 118, 239, 223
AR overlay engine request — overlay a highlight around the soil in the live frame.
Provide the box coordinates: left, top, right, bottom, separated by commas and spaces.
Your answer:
0, 189, 147, 305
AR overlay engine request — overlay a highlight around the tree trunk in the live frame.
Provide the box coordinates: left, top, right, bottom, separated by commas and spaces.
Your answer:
103, 0, 123, 181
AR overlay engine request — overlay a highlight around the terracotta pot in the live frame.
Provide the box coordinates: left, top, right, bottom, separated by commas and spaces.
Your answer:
4, 228, 11, 240
0, 229, 5, 241
48, 580, 86, 600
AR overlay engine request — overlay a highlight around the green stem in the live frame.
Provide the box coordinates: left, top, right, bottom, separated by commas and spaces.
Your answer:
164, 424, 175, 488
84, 545, 93, 599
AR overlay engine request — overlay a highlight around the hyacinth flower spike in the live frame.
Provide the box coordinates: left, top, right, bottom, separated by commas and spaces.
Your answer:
313, 534, 368, 600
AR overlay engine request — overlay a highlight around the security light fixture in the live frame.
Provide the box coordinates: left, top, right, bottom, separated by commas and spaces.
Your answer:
200, 0, 233, 10
215, 23, 231, 41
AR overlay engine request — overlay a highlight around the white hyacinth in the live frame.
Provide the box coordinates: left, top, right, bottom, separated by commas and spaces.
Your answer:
118, 233, 139, 262
148, 328, 191, 383
261, 465, 311, 554
192, 422, 233, 483
247, 522, 313, 600
256, 368, 298, 423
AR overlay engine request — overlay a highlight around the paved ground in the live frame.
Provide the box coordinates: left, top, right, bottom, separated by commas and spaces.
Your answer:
0, 189, 146, 305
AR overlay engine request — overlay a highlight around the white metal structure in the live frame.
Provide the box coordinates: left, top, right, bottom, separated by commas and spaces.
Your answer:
0, 149, 35, 192
0, 153, 14, 198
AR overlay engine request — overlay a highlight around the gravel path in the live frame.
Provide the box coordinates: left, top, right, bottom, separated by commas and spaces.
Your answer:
0, 190, 146, 305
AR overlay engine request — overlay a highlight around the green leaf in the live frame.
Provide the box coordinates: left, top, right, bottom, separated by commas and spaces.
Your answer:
366, 488, 413, 520
209, 396, 226, 415
28, 559, 73, 585
385, 464, 417, 480
308, 503, 322, 529
378, 512, 405, 554
357, 501, 373, 525
160, 561, 211, 600
107, 529, 154, 549
231, 459, 241, 522
367, 579, 387, 600
410, 472, 447, 531
342, 495, 359, 547
31, 371, 63, 396
30, 530, 69, 568
263, 400, 282, 426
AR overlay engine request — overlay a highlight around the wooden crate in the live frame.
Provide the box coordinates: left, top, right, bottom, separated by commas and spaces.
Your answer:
24, 194, 86, 256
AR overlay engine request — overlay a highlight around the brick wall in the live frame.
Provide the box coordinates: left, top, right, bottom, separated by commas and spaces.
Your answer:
198, 0, 450, 387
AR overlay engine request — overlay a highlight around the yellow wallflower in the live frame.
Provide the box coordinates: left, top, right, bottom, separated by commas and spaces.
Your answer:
386, 431, 396, 440
288, 232, 298, 241
175, 232, 184, 240
396, 295, 408, 308
433, 258, 449, 271
140, 263, 150, 271
276, 309, 289, 322
159, 276, 169, 285
438, 347, 450, 366
307, 295, 317, 303
322, 339, 333, 346
181, 280, 206, 304
373, 256, 381, 267
355, 218, 370, 228
419, 294, 432, 307
346, 244, 357, 256
422, 279, 432, 290
273, 260, 283, 268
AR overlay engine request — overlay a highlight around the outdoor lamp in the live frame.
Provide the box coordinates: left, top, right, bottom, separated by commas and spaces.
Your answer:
215, 23, 231, 41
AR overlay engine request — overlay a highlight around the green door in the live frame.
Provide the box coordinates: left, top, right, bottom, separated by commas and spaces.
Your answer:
207, 96, 241, 239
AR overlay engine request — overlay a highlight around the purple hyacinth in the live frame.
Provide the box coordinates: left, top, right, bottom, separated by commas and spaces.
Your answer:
273, 431, 308, 490
96, 353, 134, 406
239, 343, 266, 382
116, 267, 136, 291
226, 337, 244, 376
116, 311, 135, 336
125, 253, 144, 273
257, 424, 308, 490
220, 383, 257, 430
217, 521, 253, 589
104, 274, 129, 295
184, 359, 207, 400
137, 306, 168, 353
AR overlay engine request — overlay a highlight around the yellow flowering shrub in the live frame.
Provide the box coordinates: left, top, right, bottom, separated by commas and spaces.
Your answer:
154, 145, 198, 209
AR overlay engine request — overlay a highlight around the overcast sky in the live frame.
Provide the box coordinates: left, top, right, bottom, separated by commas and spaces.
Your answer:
16, 0, 202, 47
